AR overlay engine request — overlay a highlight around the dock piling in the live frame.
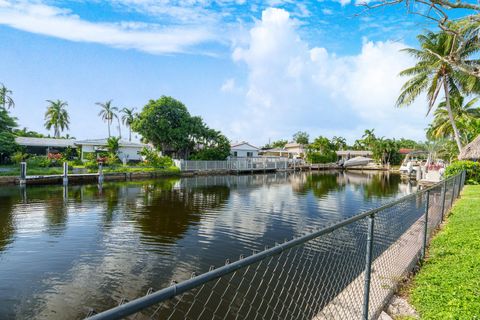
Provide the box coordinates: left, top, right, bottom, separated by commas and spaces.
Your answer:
63, 162, 69, 185
19, 162, 27, 185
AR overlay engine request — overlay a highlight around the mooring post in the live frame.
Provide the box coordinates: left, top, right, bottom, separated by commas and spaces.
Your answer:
440, 179, 447, 221
362, 214, 375, 320
422, 190, 430, 260
98, 163, 104, 183
63, 162, 68, 185
19, 161, 27, 185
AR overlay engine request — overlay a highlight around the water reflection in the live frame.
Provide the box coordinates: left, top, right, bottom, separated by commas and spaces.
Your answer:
0, 171, 416, 319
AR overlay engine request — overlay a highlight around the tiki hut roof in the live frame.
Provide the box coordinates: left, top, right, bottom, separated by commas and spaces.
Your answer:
459, 135, 480, 160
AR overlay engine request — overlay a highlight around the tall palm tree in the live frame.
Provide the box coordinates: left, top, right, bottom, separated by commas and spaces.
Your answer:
427, 95, 480, 144
121, 107, 135, 142
44, 100, 70, 138
0, 83, 15, 110
397, 30, 480, 152
96, 100, 118, 138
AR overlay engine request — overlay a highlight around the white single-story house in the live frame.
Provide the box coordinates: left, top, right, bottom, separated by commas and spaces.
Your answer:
284, 142, 306, 159
75, 139, 148, 162
336, 150, 373, 161
258, 148, 292, 158
230, 142, 259, 158
15, 137, 76, 155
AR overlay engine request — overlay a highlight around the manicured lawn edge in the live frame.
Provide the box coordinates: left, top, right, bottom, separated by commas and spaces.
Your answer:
408, 185, 480, 319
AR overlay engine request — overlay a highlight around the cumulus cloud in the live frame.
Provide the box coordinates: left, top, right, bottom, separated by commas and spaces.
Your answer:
220, 78, 238, 93
0, 1, 216, 54
229, 8, 430, 144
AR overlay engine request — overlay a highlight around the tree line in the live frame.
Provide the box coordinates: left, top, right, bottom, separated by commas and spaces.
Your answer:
0, 87, 230, 163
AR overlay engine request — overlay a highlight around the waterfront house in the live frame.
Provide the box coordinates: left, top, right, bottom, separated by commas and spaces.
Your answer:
284, 142, 306, 158
15, 137, 76, 155
75, 139, 147, 162
230, 142, 259, 158
336, 150, 373, 161
258, 148, 292, 158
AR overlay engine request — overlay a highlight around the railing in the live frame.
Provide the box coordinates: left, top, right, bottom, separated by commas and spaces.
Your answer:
174, 158, 304, 172
86, 171, 466, 320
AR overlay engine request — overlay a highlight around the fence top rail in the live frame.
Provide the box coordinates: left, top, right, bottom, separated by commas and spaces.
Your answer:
86, 172, 462, 320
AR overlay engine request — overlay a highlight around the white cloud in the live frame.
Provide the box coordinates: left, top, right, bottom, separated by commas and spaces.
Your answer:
220, 78, 238, 93
322, 8, 333, 15
228, 8, 430, 145
0, 1, 216, 54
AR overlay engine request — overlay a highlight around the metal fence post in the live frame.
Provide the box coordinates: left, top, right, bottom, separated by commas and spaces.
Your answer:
362, 214, 375, 320
440, 179, 447, 221
422, 190, 430, 260
456, 172, 463, 198
450, 176, 456, 209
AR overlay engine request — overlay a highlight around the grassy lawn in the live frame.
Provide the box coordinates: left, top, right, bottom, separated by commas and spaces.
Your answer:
409, 185, 480, 319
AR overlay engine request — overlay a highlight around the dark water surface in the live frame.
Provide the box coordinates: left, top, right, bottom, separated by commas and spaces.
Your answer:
0, 171, 415, 319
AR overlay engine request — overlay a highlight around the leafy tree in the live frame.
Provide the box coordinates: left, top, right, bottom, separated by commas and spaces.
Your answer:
397, 29, 480, 152
0, 108, 18, 163
427, 95, 480, 144
263, 139, 288, 149
371, 138, 401, 165
14, 127, 45, 138
121, 107, 136, 142
0, 83, 14, 110
306, 136, 337, 163
397, 138, 422, 150
332, 136, 347, 150
293, 131, 309, 145
44, 100, 70, 138
97, 100, 118, 138
132, 96, 230, 160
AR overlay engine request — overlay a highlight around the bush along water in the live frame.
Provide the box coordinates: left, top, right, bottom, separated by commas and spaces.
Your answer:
445, 160, 480, 184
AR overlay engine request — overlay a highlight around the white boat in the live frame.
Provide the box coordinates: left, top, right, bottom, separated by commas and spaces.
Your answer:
343, 156, 373, 168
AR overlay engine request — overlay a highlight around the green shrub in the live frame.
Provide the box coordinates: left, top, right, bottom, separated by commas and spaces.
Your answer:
445, 160, 480, 184
85, 160, 99, 171
26, 156, 51, 168
306, 151, 337, 164
139, 147, 174, 168
11, 151, 28, 164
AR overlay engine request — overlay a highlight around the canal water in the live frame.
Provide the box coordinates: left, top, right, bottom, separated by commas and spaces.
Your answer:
0, 171, 415, 319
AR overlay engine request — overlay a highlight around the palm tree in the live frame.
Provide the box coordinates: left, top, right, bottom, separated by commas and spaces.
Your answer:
44, 100, 70, 138
121, 107, 136, 142
0, 83, 14, 110
97, 100, 118, 138
397, 30, 480, 152
427, 95, 480, 144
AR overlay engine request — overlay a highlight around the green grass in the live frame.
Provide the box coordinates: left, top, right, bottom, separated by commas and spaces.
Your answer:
409, 185, 480, 319
0, 165, 63, 176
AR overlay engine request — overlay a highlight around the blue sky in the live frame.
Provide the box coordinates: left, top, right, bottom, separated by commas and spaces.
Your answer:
0, 0, 438, 146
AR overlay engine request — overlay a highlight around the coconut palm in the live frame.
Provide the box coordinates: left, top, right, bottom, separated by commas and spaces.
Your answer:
44, 100, 70, 138
0, 83, 14, 110
96, 100, 118, 138
121, 107, 135, 141
427, 95, 480, 144
397, 29, 480, 152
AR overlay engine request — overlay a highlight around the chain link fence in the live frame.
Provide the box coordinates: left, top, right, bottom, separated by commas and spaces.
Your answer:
86, 171, 465, 320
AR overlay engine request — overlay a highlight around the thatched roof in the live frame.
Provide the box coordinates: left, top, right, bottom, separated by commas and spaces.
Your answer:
459, 135, 480, 160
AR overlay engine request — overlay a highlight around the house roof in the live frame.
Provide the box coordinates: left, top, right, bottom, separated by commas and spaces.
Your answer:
230, 141, 259, 150
284, 142, 304, 148
74, 139, 146, 148
15, 137, 76, 148
336, 150, 373, 156
459, 135, 480, 160
259, 148, 292, 153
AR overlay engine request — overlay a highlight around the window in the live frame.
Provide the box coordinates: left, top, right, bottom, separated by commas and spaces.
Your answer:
233, 151, 238, 157
247, 152, 253, 157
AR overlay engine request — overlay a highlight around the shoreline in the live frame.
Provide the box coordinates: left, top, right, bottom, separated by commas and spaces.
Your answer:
0, 165, 397, 186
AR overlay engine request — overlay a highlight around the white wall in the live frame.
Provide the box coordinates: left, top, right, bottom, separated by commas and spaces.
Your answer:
231, 149, 259, 158
118, 146, 142, 161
